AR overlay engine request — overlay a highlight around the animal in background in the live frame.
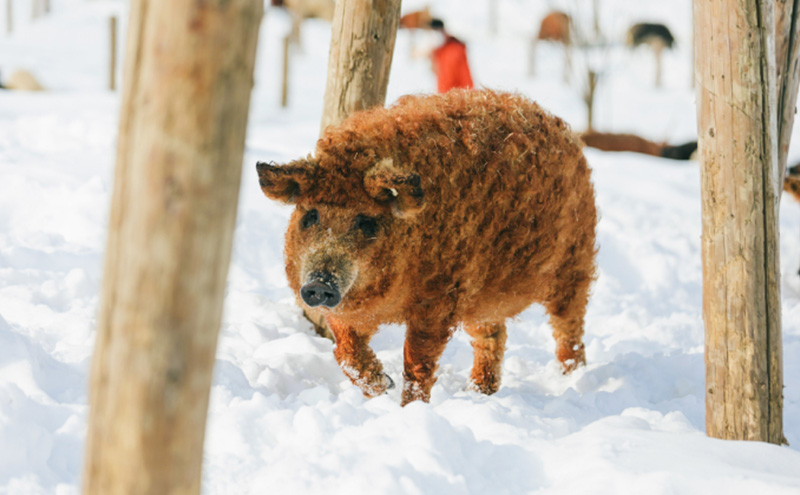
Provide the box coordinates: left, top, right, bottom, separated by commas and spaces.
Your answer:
784, 165, 800, 275
580, 131, 696, 160
399, 6, 433, 29
0, 69, 45, 91
275, 0, 335, 47
626, 22, 675, 87
529, 11, 572, 81
257, 90, 597, 405
398, 7, 434, 58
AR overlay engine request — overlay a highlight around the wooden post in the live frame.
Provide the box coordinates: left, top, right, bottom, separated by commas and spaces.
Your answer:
776, 0, 800, 176
488, 0, 498, 37
281, 33, 290, 107
694, 0, 786, 444
654, 42, 663, 88
305, 0, 400, 339
584, 69, 598, 132
82, 0, 263, 493
6, 0, 12, 35
109, 16, 117, 91
319, 0, 401, 133
31, 0, 41, 20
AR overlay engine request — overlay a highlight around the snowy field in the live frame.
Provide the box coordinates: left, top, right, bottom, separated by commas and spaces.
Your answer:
2, 0, 800, 493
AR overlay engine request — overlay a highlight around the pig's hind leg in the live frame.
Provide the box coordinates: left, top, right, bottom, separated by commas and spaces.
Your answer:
545, 271, 592, 373
326, 317, 394, 398
464, 322, 507, 395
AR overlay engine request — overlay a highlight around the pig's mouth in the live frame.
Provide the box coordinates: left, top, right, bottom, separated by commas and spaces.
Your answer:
300, 271, 343, 308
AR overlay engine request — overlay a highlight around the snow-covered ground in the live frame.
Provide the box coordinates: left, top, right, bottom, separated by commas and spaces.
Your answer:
2, 0, 800, 493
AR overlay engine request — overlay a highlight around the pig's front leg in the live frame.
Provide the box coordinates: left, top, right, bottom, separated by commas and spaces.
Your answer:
326, 317, 394, 397
401, 317, 453, 405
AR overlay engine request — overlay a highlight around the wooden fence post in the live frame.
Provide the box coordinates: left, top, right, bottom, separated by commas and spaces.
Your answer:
319, 0, 401, 132
109, 16, 117, 91
82, 1, 263, 493
302, 0, 400, 339
281, 33, 290, 107
694, 0, 790, 444
6, 0, 12, 35
488, 0, 498, 37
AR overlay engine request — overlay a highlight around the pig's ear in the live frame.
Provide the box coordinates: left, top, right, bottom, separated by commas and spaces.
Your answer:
363, 158, 425, 218
256, 159, 314, 204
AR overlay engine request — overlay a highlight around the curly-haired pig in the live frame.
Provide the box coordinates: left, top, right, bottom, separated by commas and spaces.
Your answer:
257, 89, 597, 405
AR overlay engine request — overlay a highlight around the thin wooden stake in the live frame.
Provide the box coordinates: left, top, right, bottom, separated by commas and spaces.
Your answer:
281, 33, 289, 107
6, 0, 12, 35
31, 0, 41, 20
109, 16, 117, 91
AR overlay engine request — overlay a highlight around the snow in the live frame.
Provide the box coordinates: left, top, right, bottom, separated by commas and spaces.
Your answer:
2, 0, 800, 493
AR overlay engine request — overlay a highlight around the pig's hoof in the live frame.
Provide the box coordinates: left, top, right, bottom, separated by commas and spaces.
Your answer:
400, 380, 430, 405
559, 356, 586, 374
466, 379, 499, 395
556, 342, 586, 374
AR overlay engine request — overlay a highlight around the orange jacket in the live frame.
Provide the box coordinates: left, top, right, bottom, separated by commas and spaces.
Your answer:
432, 37, 474, 93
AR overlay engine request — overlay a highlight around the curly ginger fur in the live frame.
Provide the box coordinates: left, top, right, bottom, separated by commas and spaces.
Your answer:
259, 89, 597, 404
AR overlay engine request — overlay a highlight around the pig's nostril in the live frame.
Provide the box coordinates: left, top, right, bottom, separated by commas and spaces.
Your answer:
300, 275, 341, 308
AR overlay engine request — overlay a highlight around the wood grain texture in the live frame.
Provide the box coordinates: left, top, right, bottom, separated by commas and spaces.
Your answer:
308, 0, 401, 340
694, 0, 784, 444
319, 0, 401, 133
82, 1, 263, 493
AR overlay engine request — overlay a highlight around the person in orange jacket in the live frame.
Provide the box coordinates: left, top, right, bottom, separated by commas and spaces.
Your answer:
430, 18, 474, 93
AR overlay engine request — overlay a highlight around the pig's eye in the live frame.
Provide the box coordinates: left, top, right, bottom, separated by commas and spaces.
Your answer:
301, 209, 319, 229
354, 214, 379, 238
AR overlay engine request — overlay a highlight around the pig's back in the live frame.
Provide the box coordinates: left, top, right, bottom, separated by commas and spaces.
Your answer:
321, 90, 597, 319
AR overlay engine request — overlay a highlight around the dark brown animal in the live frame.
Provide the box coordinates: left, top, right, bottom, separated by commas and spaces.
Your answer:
626, 23, 675, 49
257, 90, 597, 404
626, 22, 675, 87
580, 131, 664, 157
580, 131, 697, 161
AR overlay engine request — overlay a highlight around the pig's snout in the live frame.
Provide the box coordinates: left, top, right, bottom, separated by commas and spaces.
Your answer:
300, 271, 341, 308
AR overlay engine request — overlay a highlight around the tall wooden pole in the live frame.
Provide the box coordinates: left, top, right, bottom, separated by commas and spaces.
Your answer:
6, 0, 12, 35
694, 0, 785, 444
776, 0, 800, 176
306, 0, 400, 339
281, 33, 290, 107
488, 0, 498, 37
82, 1, 263, 494
109, 16, 117, 91
319, 0, 401, 133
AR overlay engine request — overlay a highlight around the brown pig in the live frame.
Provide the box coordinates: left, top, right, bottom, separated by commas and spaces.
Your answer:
257, 89, 597, 405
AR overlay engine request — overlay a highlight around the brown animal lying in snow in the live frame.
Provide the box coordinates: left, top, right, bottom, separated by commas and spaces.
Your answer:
580, 131, 697, 161
257, 90, 597, 404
